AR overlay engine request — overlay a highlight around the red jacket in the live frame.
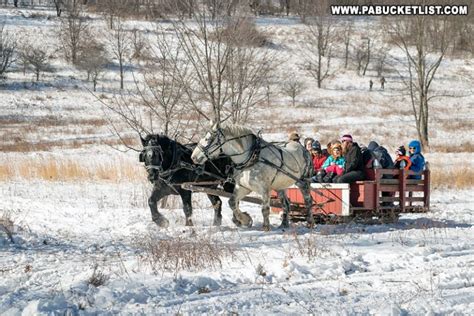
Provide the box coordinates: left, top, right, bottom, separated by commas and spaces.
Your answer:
312, 154, 327, 172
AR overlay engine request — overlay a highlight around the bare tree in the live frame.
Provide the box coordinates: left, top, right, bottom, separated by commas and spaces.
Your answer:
52, 0, 64, 17
108, 20, 130, 90
295, 0, 319, 23
58, 3, 89, 64
373, 44, 388, 76
389, 15, 452, 148
76, 39, 108, 91
354, 42, 366, 75
130, 28, 147, 61
361, 36, 371, 76
165, 11, 274, 123
102, 5, 274, 145
341, 20, 354, 69
131, 30, 189, 137
301, 1, 336, 88
98, 0, 127, 29
19, 44, 50, 81
0, 23, 16, 76
282, 80, 304, 107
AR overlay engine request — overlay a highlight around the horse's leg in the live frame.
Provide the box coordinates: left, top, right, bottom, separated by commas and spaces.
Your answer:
297, 181, 314, 228
277, 190, 290, 229
207, 194, 223, 226
179, 190, 193, 226
229, 185, 253, 228
260, 189, 272, 231
148, 185, 170, 228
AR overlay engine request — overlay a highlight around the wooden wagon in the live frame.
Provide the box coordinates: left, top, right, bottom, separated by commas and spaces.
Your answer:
270, 166, 431, 223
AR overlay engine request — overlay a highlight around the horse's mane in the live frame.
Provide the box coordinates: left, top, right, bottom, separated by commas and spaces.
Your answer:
220, 124, 255, 137
144, 134, 196, 152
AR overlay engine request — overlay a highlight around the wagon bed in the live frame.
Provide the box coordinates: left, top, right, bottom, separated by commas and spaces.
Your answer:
271, 166, 431, 223
182, 166, 430, 224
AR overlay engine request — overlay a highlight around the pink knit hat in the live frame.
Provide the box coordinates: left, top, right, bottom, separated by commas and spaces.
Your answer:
341, 134, 353, 142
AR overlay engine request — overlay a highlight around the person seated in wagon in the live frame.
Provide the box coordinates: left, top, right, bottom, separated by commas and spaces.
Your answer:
317, 142, 345, 183
334, 134, 366, 183
408, 140, 425, 179
310, 140, 328, 173
394, 145, 412, 170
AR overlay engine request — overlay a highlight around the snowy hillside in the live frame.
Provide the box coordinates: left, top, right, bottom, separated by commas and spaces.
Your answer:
1, 4, 473, 315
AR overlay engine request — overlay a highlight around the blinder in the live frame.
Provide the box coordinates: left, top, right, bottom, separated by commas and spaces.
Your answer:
198, 128, 226, 159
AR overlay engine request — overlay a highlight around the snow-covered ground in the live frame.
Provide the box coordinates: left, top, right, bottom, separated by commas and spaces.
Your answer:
1, 6, 473, 315
0, 181, 473, 314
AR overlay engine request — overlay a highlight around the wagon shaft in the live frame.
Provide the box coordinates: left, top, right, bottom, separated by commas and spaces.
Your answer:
181, 182, 283, 208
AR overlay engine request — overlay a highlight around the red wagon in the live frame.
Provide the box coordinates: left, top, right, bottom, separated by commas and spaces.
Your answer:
271, 166, 431, 223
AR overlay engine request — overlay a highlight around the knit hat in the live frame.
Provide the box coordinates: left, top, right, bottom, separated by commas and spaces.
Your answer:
341, 134, 353, 142
396, 145, 406, 156
311, 140, 321, 151
288, 131, 300, 141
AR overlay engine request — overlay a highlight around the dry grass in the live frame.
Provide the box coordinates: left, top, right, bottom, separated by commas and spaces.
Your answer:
438, 120, 473, 133
0, 212, 15, 243
87, 263, 109, 287
431, 167, 474, 189
380, 108, 413, 117
0, 115, 107, 128
0, 136, 137, 153
0, 115, 129, 152
431, 142, 474, 153
0, 156, 145, 182
136, 233, 236, 276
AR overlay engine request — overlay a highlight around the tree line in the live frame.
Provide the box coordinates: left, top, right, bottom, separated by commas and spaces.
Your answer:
1, 0, 472, 149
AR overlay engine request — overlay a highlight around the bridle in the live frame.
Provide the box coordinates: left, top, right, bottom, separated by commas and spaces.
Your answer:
140, 138, 181, 181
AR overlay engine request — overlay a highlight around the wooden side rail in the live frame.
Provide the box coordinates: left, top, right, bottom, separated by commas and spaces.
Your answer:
372, 166, 430, 213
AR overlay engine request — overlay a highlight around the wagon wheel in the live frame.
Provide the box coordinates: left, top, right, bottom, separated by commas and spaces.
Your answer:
378, 210, 400, 224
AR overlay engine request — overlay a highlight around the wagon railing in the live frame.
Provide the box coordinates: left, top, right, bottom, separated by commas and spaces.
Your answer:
372, 165, 431, 213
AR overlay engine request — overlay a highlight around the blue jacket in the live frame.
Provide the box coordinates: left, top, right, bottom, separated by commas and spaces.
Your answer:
322, 156, 345, 170
408, 140, 425, 179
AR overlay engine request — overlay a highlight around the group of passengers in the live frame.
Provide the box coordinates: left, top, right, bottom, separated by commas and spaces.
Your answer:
288, 132, 425, 184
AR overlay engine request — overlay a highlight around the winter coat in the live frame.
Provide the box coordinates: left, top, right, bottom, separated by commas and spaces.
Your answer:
408, 140, 425, 179
367, 141, 394, 169
322, 155, 345, 170
394, 156, 412, 171
312, 154, 328, 171
343, 142, 364, 173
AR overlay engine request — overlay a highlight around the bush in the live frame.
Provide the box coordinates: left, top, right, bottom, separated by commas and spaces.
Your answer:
136, 233, 236, 276
220, 17, 269, 47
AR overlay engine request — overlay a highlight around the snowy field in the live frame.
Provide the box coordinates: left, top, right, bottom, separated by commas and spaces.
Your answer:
0, 182, 473, 314
1, 5, 473, 315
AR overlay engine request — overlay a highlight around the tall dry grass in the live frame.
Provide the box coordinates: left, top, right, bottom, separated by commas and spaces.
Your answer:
431, 167, 474, 189
0, 156, 145, 182
1, 155, 472, 189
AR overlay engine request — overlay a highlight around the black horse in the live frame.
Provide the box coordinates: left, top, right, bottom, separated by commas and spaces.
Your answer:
140, 134, 234, 227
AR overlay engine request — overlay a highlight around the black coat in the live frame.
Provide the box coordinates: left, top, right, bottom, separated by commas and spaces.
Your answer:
367, 141, 394, 169
344, 142, 364, 173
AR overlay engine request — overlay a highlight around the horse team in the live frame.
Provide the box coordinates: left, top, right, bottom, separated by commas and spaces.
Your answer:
140, 121, 425, 230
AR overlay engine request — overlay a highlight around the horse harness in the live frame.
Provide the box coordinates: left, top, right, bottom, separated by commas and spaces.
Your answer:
203, 128, 311, 186
141, 138, 231, 187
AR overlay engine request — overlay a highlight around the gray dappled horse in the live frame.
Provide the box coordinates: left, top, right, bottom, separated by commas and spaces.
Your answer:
191, 123, 314, 231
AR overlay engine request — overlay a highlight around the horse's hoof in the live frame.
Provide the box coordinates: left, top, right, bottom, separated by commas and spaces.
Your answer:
241, 212, 253, 228
232, 216, 242, 227
263, 224, 272, 232
279, 221, 289, 230
153, 216, 169, 228
185, 219, 194, 226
